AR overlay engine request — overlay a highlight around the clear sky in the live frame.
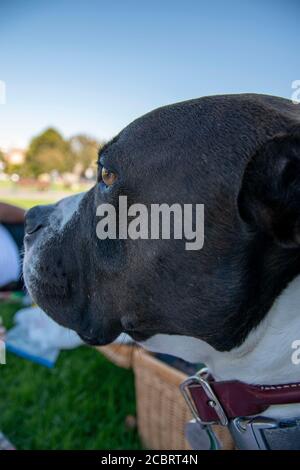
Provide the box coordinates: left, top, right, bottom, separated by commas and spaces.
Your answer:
0, 0, 299, 149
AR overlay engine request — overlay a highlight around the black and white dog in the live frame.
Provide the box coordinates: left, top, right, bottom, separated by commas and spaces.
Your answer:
23, 94, 300, 449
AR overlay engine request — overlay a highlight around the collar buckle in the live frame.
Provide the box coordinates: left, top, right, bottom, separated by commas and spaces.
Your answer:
180, 367, 228, 426
229, 417, 278, 450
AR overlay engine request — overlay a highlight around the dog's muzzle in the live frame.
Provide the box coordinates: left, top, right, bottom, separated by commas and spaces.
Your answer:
25, 204, 54, 234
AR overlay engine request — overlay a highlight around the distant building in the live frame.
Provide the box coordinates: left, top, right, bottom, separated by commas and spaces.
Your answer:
4, 148, 26, 166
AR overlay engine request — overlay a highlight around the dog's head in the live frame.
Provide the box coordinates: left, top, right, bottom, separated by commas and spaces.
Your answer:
23, 94, 300, 351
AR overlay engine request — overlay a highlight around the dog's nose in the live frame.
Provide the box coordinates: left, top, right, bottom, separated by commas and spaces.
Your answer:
25, 204, 55, 234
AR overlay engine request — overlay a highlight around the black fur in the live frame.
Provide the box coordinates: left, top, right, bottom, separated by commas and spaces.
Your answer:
24, 94, 300, 351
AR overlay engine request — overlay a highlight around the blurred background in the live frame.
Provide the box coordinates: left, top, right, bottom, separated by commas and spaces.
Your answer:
0, 0, 299, 450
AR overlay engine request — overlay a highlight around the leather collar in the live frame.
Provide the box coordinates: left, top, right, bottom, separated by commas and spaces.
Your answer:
181, 368, 300, 425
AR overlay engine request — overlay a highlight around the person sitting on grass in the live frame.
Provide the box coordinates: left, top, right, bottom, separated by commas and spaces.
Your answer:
0, 202, 25, 290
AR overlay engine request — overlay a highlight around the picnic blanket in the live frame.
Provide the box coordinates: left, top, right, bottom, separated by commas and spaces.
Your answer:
6, 306, 83, 367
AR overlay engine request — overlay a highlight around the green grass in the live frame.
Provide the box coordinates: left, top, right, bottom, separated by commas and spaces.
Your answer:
0, 180, 92, 209
0, 303, 142, 450
0, 198, 56, 209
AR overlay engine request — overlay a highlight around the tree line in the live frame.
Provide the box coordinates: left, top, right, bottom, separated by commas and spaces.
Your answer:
3, 128, 105, 178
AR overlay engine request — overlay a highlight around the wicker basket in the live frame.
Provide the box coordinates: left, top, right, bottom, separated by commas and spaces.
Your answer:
133, 348, 234, 450
96, 343, 135, 369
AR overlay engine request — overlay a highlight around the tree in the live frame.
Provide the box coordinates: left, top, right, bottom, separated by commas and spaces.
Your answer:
69, 134, 103, 176
25, 128, 74, 177
0, 150, 4, 172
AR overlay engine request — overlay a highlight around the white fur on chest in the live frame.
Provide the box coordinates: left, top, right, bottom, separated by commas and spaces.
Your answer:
141, 275, 300, 419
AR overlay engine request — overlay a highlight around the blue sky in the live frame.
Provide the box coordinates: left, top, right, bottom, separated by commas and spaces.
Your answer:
0, 0, 299, 149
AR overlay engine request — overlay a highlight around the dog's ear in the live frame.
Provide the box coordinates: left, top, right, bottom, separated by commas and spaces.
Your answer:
238, 127, 300, 248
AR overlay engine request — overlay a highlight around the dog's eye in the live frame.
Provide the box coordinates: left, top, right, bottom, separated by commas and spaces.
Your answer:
101, 167, 117, 187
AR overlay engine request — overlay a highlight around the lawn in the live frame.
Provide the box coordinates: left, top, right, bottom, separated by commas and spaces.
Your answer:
0, 180, 91, 209
0, 302, 142, 450
1, 198, 56, 209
